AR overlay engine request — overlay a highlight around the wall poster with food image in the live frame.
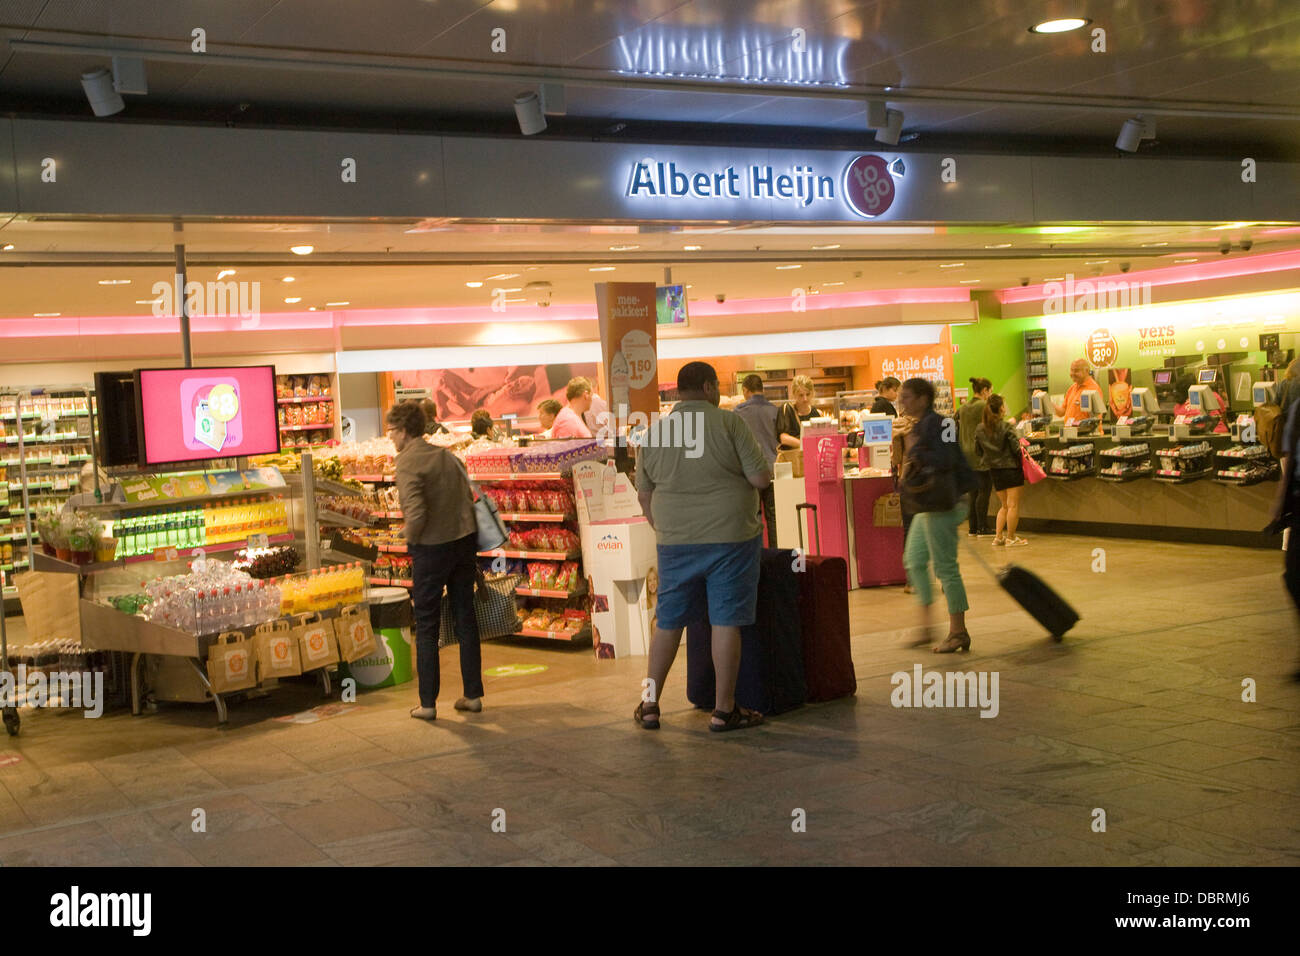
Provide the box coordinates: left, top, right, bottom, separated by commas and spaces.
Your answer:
383, 364, 601, 423
1107, 368, 1132, 419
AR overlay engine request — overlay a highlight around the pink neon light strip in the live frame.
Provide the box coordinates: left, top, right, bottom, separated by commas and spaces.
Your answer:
998, 249, 1300, 305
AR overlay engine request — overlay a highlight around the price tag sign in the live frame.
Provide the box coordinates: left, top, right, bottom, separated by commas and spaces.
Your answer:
154, 547, 180, 562
247, 533, 270, 549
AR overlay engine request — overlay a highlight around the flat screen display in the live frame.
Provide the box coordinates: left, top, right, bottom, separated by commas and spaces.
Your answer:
1198, 368, 1217, 384
1153, 370, 1173, 385
1080, 392, 1093, 413
1189, 390, 1201, 409
94, 371, 140, 468
861, 419, 892, 443
136, 365, 279, 466
655, 285, 688, 326
1032, 393, 1047, 415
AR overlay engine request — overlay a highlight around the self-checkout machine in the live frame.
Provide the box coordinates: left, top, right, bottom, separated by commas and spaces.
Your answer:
856, 413, 893, 471
1062, 389, 1104, 439
1216, 382, 1281, 485
573, 460, 656, 658
1102, 388, 1158, 481
1158, 370, 1220, 482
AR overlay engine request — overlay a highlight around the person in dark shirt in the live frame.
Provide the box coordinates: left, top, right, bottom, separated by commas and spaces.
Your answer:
734, 373, 781, 546
870, 377, 900, 417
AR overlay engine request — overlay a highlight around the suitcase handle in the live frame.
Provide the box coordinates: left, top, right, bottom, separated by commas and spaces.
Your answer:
795, 502, 820, 555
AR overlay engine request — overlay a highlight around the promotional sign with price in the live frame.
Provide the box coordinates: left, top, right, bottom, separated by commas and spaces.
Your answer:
1085, 328, 1119, 368
595, 282, 659, 427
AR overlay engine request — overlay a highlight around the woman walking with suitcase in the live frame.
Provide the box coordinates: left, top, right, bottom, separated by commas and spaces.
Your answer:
897, 378, 978, 653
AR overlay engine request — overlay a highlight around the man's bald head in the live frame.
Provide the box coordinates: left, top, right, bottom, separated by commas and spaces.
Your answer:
1069, 359, 1090, 384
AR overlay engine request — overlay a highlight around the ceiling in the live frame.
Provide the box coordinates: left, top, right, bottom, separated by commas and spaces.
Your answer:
2, 0, 1300, 156
0, 216, 1296, 316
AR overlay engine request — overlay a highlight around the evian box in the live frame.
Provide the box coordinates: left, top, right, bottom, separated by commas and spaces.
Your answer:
584, 519, 655, 581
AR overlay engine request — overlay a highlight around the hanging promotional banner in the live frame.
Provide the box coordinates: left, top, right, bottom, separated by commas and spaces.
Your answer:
594, 282, 660, 438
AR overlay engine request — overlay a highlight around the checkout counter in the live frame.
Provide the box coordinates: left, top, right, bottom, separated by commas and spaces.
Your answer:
774, 417, 906, 590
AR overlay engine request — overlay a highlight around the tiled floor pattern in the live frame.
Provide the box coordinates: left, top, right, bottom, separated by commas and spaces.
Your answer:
0, 534, 1297, 866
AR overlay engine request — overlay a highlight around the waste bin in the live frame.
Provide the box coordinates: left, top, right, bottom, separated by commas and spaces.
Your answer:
339, 587, 414, 689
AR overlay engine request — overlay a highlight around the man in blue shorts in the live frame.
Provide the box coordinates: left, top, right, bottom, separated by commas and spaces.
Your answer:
632, 361, 773, 733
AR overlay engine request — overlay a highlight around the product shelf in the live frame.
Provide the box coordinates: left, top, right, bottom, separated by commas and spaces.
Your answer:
347, 474, 396, 483
371, 510, 404, 519
469, 472, 567, 482
368, 576, 411, 588
515, 585, 587, 599
279, 423, 334, 432
119, 531, 294, 565
316, 509, 373, 529
517, 625, 591, 642
375, 543, 407, 553
477, 549, 580, 561
499, 512, 574, 523
277, 396, 335, 405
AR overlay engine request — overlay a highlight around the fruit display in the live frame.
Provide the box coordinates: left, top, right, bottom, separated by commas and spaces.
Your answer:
234, 545, 302, 579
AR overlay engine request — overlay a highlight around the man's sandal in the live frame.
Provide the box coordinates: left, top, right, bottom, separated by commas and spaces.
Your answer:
709, 705, 764, 732
634, 701, 660, 730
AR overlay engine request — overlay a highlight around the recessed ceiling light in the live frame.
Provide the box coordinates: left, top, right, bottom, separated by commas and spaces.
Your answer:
466, 281, 484, 288
1211, 222, 1256, 230
608, 244, 640, 251
683, 245, 703, 251
589, 266, 616, 272
216, 269, 236, 279
811, 243, 840, 250
290, 245, 314, 255
1, 243, 14, 251
282, 276, 295, 283
1084, 259, 1111, 265
822, 281, 845, 287
33, 312, 61, 317
485, 273, 520, 280
1140, 241, 1168, 247
308, 306, 317, 311
134, 299, 161, 305
97, 279, 131, 285
776, 264, 803, 270
1043, 276, 1066, 282
984, 243, 1012, 249
284, 297, 302, 304
1173, 257, 1198, 264
1029, 18, 1090, 34
960, 279, 982, 284
325, 301, 350, 306
939, 262, 965, 268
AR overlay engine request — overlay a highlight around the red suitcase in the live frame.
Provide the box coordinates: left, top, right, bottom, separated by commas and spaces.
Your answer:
795, 503, 857, 702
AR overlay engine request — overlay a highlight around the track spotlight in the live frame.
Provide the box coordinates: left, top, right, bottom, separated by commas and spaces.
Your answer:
866, 100, 889, 129
1115, 116, 1154, 152
514, 90, 547, 135
111, 56, 148, 95
80, 67, 124, 117
875, 108, 904, 146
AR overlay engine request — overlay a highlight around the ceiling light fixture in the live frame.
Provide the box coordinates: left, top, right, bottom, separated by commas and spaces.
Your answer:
822, 281, 845, 286
485, 273, 520, 280
216, 269, 236, 279
34, 312, 61, 317
308, 306, 318, 311
514, 90, 547, 136
282, 276, 295, 283
290, 245, 314, 255
812, 243, 841, 250
609, 244, 640, 251
1116, 116, 1155, 152
683, 245, 703, 251
284, 297, 302, 304
1029, 18, 1091, 34
1084, 259, 1111, 265
960, 279, 982, 284
1043, 276, 1066, 282
97, 279, 131, 285
1, 244, 14, 251
776, 264, 803, 270
134, 299, 161, 305
939, 262, 965, 268
589, 266, 616, 272
1140, 241, 1168, 247
80, 67, 124, 117
875, 108, 904, 146
1173, 257, 1199, 263
325, 301, 350, 307
466, 281, 484, 288
984, 243, 1012, 249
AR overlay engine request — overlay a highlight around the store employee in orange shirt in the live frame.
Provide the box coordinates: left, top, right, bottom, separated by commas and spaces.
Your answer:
1053, 359, 1104, 421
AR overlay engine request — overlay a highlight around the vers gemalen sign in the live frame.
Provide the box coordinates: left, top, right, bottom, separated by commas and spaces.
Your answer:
626, 154, 901, 218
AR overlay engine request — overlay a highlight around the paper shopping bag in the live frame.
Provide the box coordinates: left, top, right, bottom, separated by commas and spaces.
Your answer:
293, 613, 339, 671
873, 492, 902, 527
333, 604, 377, 663
206, 632, 258, 694
254, 618, 301, 680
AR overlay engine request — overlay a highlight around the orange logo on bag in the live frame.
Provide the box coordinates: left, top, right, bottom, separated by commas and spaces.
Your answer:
273, 640, 288, 660
229, 654, 245, 674
351, 623, 365, 645
309, 633, 324, 651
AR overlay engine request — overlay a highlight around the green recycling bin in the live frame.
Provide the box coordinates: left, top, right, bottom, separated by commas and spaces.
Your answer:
339, 587, 414, 689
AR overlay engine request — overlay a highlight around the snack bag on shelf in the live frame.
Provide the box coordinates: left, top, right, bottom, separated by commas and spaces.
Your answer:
562, 609, 589, 631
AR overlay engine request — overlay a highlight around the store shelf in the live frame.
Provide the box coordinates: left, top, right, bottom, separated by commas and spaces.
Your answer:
282, 474, 363, 498
368, 577, 412, 588
499, 512, 574, 523
3, 434, 82, 445
316, 509, 373, 529
477, 549, 579, 561
348, 474, 396, 483
279, 423, 334, 432
371, 510, 404, 519
119, 531, 294, 564
517, 625, 591, 642
515, 585, 586, 599
375, 543, 407, 553
469, 472, 567, 482
277, 396, 335, 404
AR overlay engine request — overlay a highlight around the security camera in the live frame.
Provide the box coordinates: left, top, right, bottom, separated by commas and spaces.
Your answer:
1019, 277, 1030, 287
715, 293, 726, 303
1240, 239, 1253, 252
1219, 239, 1231, 255
1120, 262, 1131, 273
537, 298, 551, 307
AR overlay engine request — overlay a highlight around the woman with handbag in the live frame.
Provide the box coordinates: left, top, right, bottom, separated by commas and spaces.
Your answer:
898, 378, 976, 653
386, 401, 485, 720
974, 394, 1028, 547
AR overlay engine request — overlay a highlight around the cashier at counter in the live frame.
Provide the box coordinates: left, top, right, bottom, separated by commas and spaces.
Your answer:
1052, 360, 1104, 422
777, 375, 820, 449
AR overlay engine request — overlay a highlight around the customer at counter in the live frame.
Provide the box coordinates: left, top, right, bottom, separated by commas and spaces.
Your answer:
553, 379, 595, 439
1052, 359, 1104, 422
777, 374, 819, 449
871, 377, 900, 416
975, 394, 1027, 547
536, 399, 561, 436
470, 409, 502, 441
420, 398, 450, 436
957, 377, 993, 537
735, 373, 781, 547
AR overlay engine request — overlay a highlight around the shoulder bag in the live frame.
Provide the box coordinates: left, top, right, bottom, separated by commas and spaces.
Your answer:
453, 455, 508, 551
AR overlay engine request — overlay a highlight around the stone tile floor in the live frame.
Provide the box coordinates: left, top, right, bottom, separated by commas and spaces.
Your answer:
0, 534, 1296, 866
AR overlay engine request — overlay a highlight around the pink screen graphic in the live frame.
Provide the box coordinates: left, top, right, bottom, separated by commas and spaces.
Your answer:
139, 366, 279, 464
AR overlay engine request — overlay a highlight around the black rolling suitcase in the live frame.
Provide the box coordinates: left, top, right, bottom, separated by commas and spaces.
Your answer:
965, 546, 1079, 641
684, 548, 806, 715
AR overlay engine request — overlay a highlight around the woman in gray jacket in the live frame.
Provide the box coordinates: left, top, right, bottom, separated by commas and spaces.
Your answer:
974, 394, 1027, 547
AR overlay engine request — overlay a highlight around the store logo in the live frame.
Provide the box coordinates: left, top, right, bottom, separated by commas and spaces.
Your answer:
150, 273, 262, 327
843, 155, 902, 218
890, 664, 999, 718
1043, 273, 1152, 314
1085, 328, 1120, 368
596, 534, 625, 552
0, 665, 104, 718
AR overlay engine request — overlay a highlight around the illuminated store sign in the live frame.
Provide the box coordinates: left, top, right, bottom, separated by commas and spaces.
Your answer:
616, 27, 850, 87
626, 154, 903, 217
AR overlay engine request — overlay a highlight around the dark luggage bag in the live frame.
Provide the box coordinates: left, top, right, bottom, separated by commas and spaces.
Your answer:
795, 503, 857, 702
684, 547, 806, 716
966, 546, 1080, 641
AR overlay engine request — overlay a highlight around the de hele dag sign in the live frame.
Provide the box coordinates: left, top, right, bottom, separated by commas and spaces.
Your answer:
627, 154, 901, 218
